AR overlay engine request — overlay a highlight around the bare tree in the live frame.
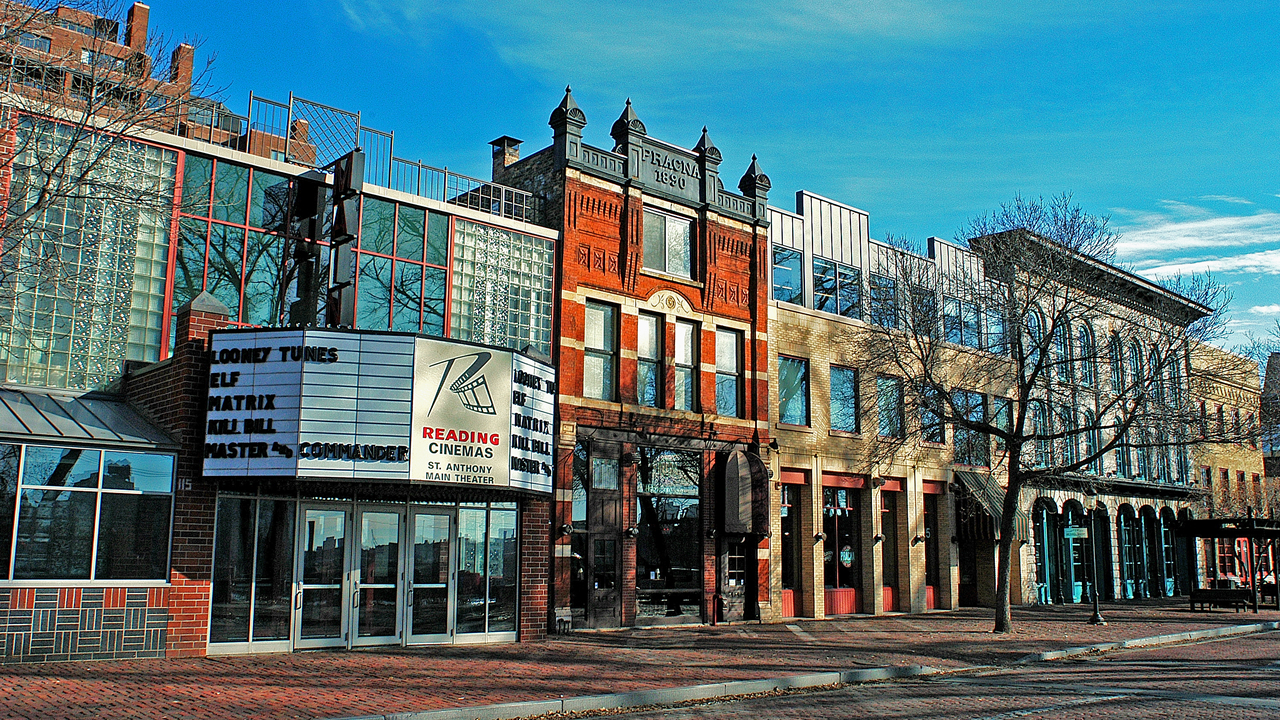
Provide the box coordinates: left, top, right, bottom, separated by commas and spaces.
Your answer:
848, 192, 1253, 633
0, 0, 213, 387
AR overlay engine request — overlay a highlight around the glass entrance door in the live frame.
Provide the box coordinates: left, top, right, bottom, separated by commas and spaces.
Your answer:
353, 510, 403, 646
408, 511, 453, 643
296, 507, 348, 649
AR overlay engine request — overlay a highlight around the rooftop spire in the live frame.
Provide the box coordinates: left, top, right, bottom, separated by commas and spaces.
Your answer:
549, 85, 586, 128
610, 98, 647, 141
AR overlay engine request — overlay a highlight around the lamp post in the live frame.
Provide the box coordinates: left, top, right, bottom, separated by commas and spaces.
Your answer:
1089, 504, 1106, 626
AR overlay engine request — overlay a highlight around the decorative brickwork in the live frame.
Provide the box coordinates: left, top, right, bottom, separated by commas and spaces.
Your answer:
0, 588, 168, 663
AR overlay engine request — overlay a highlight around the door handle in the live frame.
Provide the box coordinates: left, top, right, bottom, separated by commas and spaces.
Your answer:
295, 591, 302, 611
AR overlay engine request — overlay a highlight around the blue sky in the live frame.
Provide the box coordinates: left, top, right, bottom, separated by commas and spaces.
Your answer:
160, 1, 1280, 347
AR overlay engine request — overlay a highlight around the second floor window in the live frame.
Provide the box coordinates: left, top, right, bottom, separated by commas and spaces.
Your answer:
953, 390, 988, 467
643, 210, 693, 277
830, 366, 860, 434
715, 328, 742, 417
943, 297, 981, 348
584, 301, 618, 401
674, 320, 698, 411
876, 376, 904, 438
637, 312, 662, 408
779, 356, 809, 426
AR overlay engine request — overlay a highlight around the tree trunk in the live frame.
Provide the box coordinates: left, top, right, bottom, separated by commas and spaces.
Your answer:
993, 475, 1024, 633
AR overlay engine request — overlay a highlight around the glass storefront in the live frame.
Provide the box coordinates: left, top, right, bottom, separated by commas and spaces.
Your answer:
210, 494, 519, 654
635, 448, 702, 621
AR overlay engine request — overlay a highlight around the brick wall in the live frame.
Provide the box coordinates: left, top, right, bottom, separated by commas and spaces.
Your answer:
0, 588, 168, 663
125, 299, 226, 657
518, 497, 551, 641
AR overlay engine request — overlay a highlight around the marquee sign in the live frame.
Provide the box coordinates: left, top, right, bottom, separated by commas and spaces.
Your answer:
202, 329, 555, 494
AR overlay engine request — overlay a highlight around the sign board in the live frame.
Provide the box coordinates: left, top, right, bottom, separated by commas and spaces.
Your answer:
203, 329, 555, 494
635, 142, 703, 204
1063, 526, 1090, 539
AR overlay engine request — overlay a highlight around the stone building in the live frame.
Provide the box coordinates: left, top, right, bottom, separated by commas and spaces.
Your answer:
762, 190, 1268, 619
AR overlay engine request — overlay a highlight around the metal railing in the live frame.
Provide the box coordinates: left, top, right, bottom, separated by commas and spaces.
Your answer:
176, 91, 543, 226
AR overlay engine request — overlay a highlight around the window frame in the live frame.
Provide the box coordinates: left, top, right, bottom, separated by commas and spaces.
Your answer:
714, 327, 743, 418
583, 300, 619, 402
673, 319, 699, 412
642, 209, 694, 279
829, 365, 861, 435
3, 443, 177, 584
772, 246, 803, 306
876, 375, 905, 438
637, 311, 663, 409
778, 356, 811, 427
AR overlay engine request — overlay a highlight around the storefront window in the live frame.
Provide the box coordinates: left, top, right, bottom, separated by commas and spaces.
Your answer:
636, 448, 702, 619
823, 488, 860, 590
8, 445, 175, 581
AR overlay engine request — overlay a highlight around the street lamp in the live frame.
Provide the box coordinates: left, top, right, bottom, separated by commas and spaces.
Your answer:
1089, 503, 1106, 626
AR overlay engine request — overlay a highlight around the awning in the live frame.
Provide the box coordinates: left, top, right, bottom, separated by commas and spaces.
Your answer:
953, 470, 1031, 541
0, 386, 178, 451
721, 449, 769, 535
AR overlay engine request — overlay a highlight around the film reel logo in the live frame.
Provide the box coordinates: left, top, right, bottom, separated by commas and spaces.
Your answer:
427, 351, 497, 415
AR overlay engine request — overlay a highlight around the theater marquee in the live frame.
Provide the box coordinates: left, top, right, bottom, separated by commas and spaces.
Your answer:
202, 328, 555, 494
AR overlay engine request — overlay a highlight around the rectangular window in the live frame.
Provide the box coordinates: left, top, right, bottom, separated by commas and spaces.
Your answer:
19, 32, 51, 52
637, 312, 662, 408
953, 390, 988, 466
992, 397, 1011, 450
945, 298, 981, 348
876, 376, 904, 438
772, 246, 803, 305
909, 286, 938, 337
985, 309, 1007, 355
8, 446, 174, 581
778, 356, 810, 426
920, 386, 944, 444
674, 320, 698, 412
830, 366, 860, 434
868, 274, 898, 328
583, 301, 618, 401
642, 210, 693, 278
715, 328, 742, 418
814, 259, 863, 320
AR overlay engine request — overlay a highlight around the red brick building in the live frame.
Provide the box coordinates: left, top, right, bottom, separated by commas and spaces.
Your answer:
495, 90, 773, 628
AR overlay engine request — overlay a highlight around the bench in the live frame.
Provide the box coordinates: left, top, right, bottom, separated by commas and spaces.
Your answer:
1189, 588, 1251, 612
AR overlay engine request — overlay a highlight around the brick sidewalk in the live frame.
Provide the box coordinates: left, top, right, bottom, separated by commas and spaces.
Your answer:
0, 599, 1276, 720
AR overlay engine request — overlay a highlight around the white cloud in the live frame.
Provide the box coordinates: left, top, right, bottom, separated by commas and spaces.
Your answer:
1136, 247, 1280, 278
1115, 210, 1280, 258
1249, 304, 1280, 314
1198, 195, 1254, 204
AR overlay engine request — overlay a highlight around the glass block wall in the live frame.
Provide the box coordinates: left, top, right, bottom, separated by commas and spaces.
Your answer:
0, 118, 177, 390
450, 219, 554, 356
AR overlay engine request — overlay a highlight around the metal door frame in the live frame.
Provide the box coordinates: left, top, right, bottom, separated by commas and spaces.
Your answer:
406, 507, 457, 645
293, 504, 351, 650
351, 507, 406, 647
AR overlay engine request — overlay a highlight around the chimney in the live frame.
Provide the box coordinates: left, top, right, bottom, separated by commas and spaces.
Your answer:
169, 42, 193, 89
125, 3, 149, 50
489, 136, 522, 180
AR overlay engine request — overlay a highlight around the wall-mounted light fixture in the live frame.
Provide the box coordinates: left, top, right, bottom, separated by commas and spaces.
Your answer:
707, 528, 718, 539
560, 524, 574, 537
911, 534, 926, 546
872, 533, 884, 544
872, 477, 887, 488
768, 439, 780, 451
625, 526, 640, 538
620, 452, 637, 467
814, 531, 827, 544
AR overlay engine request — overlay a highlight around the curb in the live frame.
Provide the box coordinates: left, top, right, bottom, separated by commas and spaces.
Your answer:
1015, 620, 1280, 664
334, 665, 943, 720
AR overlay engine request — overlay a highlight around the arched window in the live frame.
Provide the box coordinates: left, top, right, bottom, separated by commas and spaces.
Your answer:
1149, 348, 1165, 404
1127, 339, 1143, 391
1026, 309, 1045, 373
1032, 401, 1051, 468
1114, 416, 1132, 477
1168, 349, 1183, 406
1056, 407, 1079, 467
1109, 333, 1124, 392
1082, 410, 1103, 475
1054, 320, 1074, 382
1077, 323, 1097, 387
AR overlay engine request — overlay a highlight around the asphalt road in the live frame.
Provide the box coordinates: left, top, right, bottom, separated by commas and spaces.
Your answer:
597, 630, 1280, 720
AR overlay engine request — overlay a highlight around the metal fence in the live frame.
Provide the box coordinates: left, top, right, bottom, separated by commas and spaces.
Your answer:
180, 92, 542, 225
